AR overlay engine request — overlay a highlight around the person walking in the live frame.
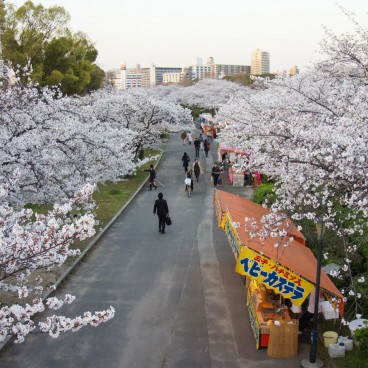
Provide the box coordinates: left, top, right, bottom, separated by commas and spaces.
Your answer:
148, 164, 157, 190
185, 168, 194, 191
187, 131, 193, 145
194, 137, 201, 158
211, 162, 221, 187
182, 152, 190, 173
153, 192, 169, 234
181, 131, 187, 145
204, 139, 210, 157
192, 158, 203, 182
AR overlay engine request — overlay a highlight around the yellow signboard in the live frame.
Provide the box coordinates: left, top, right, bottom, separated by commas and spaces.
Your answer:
224, 211, 243, 260
214, 192, 224, 229
236, 247, 314, 306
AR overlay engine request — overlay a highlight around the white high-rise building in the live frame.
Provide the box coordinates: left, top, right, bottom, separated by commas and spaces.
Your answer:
251, 49, 270, 75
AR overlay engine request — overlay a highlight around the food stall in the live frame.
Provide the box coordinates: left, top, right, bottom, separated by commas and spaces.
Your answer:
214, 189, 344, 352
199, 114, 218, 140
218, 143, 261, 187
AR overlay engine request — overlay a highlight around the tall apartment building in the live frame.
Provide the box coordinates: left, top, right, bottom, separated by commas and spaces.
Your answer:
141, 65, 182, 87
251, 49, 270, 75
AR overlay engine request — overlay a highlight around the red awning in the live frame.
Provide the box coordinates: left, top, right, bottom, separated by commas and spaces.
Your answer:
215, 189, 343, 300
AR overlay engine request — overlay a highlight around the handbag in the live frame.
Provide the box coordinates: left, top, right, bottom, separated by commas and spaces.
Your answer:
184, 178, 191, 185
165, 216, 172, 226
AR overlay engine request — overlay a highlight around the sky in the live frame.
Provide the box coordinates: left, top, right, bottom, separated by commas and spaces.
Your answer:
8, 0, 368, 72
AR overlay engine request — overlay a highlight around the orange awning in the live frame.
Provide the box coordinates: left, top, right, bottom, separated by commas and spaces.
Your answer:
215, 189, 343, 301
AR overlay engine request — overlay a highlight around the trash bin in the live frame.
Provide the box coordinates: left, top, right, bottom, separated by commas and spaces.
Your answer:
323, 331, 338, 347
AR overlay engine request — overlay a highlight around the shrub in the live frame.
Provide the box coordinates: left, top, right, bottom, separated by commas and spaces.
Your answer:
252, 183, 276, 205
354, 325, 368, 358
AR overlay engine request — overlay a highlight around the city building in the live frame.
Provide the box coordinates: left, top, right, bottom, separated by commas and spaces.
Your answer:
162, 72, 181, 84
110, 69, 122, 89
289, 66, 299, 76
189, 58, 213, 80
120, 64, 142, 89
187, 57, 250, 80
211, 63, 250, 79
142, 65, 183, 87
251, 49, 270, 75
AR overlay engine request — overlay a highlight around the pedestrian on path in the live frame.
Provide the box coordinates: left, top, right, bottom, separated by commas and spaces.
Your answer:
147, 164, 157, 190
181, 131, 187, 145
187, 131, 193, 145
193, 159, 203, 182
185, 169, 194, 192
194, 137, 201, 157
153, 192, 169, 234
211, 162, 221, 187
204, 139, 210, 157
182, 152, 191, 172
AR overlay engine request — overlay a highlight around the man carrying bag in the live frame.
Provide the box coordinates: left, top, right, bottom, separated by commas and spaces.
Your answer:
153, 192, 169, 234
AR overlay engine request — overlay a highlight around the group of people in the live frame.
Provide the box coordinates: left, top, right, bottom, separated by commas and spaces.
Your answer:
181, 131, 193, 145
151, 131, 222, 234
182, 152, 204, 192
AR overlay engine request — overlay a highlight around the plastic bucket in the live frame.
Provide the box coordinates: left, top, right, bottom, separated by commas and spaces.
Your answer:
323, 331, 338, 347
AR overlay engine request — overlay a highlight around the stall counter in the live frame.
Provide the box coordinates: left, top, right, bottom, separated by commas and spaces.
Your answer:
246, 279, 294, 349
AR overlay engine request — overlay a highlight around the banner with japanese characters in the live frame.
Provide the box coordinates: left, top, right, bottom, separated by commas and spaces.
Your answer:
224, 211, 242, 260
235, 247, 314, 306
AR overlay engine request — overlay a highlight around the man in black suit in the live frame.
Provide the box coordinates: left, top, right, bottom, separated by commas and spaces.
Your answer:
153, 192, 169, 234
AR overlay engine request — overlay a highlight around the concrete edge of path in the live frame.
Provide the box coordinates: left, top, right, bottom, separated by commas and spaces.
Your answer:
0, 151, 164, 352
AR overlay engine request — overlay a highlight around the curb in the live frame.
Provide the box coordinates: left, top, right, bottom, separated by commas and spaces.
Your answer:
0, 151, 164, 351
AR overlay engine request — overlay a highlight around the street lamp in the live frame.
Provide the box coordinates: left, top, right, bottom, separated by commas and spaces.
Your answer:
301, 219, 325, 368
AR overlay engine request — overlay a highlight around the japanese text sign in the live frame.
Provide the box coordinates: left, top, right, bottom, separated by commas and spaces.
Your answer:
236, 247, 314, 306
224, 211, 242, 260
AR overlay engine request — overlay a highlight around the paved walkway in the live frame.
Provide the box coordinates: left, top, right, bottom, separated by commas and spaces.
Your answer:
0, 133, 310, 367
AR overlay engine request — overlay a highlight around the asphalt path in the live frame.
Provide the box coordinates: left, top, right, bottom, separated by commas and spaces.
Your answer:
0, 133, 310, 367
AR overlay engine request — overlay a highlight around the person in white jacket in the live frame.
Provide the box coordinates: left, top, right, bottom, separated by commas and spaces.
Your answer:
187, 131, 193, 145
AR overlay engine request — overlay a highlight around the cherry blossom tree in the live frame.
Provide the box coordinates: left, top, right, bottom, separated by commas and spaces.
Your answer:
1, 81, 194, 205
167, 79, 244, 111
0, 175, 114, 343
88, 87, 194, 154
0, 84, 139, 204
